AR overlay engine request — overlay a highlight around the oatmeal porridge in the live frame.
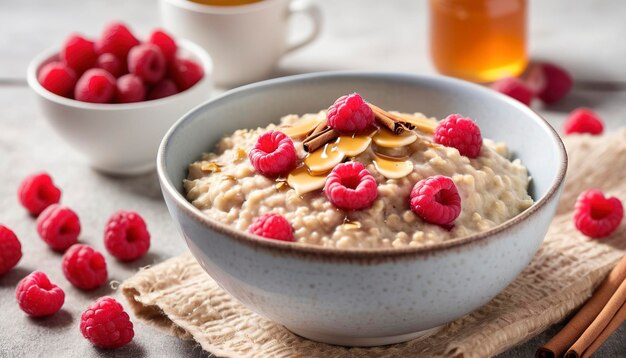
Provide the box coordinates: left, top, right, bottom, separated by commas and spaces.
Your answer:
184, 93, 533, 249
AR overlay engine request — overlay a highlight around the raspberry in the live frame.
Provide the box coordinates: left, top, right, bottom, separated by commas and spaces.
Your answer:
410, 175, 461, 226
128, 44, 166, 85
62, 244, 107, 290
0, 225, 22, 275
75, 69, 116, 103
249, 130, 297, 177
327, 93, 375, 132
147, 79, 178, 100
171, 58, 204, 91
490, 76, 534, 106
80, 297, 134, 349
60, 34, 98, 75
433, 114, 483, 158
95, 22, 140, 60
574, 189, 623, 239
17, 172, 62, 216
36, 204, 81, 252
537, 62, 573, 104
15, 271, 65, 317
37, 61, 77, 98
324, 162, 378, 210
147, 29, 177, 64
563, 108, 604, 135
115, 74, 145, 103
248, 213, 294, 242
104, 211, 151, 261
96, 53, 125, 78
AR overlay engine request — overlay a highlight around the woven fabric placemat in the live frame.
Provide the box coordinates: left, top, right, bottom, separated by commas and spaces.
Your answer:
121, 130, 626, 358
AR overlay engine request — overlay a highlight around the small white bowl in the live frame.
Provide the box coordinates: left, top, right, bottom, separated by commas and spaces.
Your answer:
27, 39, 213, 176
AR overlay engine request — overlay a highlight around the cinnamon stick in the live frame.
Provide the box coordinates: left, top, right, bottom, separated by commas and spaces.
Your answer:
303, 124, 338, 153
369, 103, 415, 134
580, 299, 626, 357
537, 253, 626, 358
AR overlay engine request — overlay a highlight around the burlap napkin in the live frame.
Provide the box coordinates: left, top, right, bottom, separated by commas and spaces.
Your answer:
121, 129, 626, 358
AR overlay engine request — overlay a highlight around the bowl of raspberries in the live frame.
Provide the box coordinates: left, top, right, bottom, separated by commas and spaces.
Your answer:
27, 22, 213, 175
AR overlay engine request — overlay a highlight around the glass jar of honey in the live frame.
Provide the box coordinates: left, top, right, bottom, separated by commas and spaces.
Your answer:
429, 0, 528, 83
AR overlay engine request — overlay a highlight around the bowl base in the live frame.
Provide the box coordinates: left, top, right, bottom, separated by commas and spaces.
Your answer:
285, 325, 442, 347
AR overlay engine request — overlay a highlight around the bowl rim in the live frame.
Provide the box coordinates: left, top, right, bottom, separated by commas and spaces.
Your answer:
26, 38, 213, 111
157, 71, 568, 262
162, 0, 287, 15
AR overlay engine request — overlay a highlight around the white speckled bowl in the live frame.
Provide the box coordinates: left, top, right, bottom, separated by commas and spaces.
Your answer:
27, 39, 213, 176
157, 72, 567, 346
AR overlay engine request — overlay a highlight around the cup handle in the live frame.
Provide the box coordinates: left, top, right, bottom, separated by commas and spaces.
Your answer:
286, 0, 322, 54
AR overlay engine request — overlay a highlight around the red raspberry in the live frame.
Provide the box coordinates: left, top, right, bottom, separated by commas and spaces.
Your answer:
17, 172, 62, 216
128, 44, 166, 85
0, 225, 22, 275
537, 62, 573, 104
104, 211, 151, 261
490, 76, 534, 106
95, 22, 140, 60
433, 114, 483, 158
171, 58, 204, 91
574, 189, 623, 239
248, 213, 294, 242
96, 53, 125, 78
147, 79, 178, 100
36, 204, 81, 252
410, 175, 461, 226
62, 244, 108, 290
147, 29, 177, 65
60, 34, 98, 75
324, 162, 378, 210
80, 296, 134, 349
327, 93, 374, 132
248, 130, 297, 177
15, 271, 65, 317
37, 61, 77, 98
563, 108, 604, 135
75, 68, 116, 103
115, 74, 145, 103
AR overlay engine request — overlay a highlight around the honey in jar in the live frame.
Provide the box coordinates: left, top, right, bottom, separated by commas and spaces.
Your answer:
429, 0, 528, 83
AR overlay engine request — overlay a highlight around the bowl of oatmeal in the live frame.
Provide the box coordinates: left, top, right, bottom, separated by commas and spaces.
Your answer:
157, 72, 567, 346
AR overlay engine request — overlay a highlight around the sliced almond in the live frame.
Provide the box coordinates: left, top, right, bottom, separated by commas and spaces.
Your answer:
335, 135, 372, 156
304, 143, 346, 174
373, 155, 414, 179
392, 112, 438, 134
279, 115, 324, 139
287, 166, 327, 195
372, 127, 417, 148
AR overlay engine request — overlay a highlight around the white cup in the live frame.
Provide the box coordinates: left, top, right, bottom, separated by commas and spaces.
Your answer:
161, 0, 321, 87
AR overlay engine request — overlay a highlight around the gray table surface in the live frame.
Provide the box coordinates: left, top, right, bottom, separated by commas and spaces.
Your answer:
1, 1, 626, 357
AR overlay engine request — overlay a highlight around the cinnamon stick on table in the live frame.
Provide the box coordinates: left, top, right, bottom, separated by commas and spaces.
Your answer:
537, 253, 626, 358
368, 103, 416, 134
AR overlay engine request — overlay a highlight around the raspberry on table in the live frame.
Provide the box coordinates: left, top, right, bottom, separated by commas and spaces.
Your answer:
36, 204, 81, 252
147, 79, 178, 100
410, 175, 461, 226
574, 189, 623, 239
104, 210, 151, 261
490, 76, 534, 106
18, 172, 62, 217
115, 74, 145, 103
433, 114, 483, 158
171, 58, 204, 91
249, 130, 297, 177
537, 62, 573, 104
248, 213, 294, 242
15, 271, 65, 317
95, 22, 140, 60
324, 162, 378, 210
60, 34, 98, 75
74, 68, 117, 103
327, 93, 375, 132
0, 225, 22, 275
96, 53, 125, 78
147, 29, 177, 65
563, 108, 604, 135
37, 61, 77, 98
62, 244, 108, 290
80, 296, 134, 349
128, 44, 166, 85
